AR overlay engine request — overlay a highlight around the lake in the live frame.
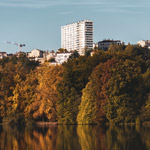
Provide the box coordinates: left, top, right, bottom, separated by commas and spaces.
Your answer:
0, 124, 150, 150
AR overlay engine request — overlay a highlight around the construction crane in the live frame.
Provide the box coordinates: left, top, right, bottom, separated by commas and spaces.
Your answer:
4, 41, 25, 52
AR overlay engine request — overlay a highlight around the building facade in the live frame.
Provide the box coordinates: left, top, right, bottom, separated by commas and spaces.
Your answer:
61, 20, 93, 55
98, 39, 124, 50
28, 49, 44, 58
46, 51, 56, 60
137, 40, 150, 49
55, 52, 72, 64
0, 52, 7, 59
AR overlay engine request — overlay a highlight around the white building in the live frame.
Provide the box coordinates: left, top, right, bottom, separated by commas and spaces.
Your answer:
98, 39, 124, 50
137, 40, 150, 49
61, 20, 93, 55
55, 52, 72, 64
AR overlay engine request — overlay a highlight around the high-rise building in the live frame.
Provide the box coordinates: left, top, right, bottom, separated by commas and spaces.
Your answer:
61, 20, 93, 55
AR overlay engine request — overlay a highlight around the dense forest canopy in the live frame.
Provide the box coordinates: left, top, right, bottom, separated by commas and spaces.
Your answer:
1, 45, 150, 125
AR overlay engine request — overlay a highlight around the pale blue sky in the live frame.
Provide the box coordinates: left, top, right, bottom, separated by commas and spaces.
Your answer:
0, 0, 150, 53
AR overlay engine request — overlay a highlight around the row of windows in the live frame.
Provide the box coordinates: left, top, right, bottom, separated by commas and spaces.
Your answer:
99, 43, 121, 46
85, 33, 93, 35
85, 36, 93, 38
86, 41, 93, 42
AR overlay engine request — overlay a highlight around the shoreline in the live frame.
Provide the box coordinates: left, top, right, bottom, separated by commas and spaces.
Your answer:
36, 121, 58, 126
1, 121, 150, 127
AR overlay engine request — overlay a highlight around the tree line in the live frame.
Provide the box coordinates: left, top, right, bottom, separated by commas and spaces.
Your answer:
1, 44, 150, 125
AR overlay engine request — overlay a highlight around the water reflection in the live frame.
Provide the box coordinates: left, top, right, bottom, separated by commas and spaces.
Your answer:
106, 126, 147, 150
0, 124, 150, 150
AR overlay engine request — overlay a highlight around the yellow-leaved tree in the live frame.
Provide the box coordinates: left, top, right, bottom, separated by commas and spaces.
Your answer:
31, 63, 63, 122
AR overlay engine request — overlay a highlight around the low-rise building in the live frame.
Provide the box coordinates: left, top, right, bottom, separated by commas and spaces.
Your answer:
46, 51, 56, 61
55, 52, 72, 64
15, 51, 26, 57
98, 39, 124, 50
137, 40, 150, 49
27, 49, 46, 63
28, 49, 44, 58
0, 52, 7, 59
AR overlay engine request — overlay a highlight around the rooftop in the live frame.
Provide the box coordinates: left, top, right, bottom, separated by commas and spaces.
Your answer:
62, 20, 93, 27
98, 39, 122, 43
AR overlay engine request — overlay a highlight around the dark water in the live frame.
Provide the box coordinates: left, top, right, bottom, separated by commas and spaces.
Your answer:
0, 125, 150, 150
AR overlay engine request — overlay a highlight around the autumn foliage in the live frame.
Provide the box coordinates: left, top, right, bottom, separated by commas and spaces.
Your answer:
1, 45, 150, 125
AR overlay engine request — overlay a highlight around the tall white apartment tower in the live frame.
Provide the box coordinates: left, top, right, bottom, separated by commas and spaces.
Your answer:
61, 20, 93, 55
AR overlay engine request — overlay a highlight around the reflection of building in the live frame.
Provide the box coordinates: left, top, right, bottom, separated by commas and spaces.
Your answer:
61, 20, 93, 55
55, 52, 72, 64
98, 39, 124, 50
0, 52, 7, 59
137, 40, 150, 49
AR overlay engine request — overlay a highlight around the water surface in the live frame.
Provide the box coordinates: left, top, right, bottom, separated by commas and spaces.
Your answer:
0, 124, 150, 150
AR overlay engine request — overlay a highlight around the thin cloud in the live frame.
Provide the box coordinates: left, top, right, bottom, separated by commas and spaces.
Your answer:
57, 11, 72, 15
0, 1, 67, 8
0, 3, 45, 8
0, 0, 150, 8
108, 3, 150, 8
67, 0, 150, 8
94, 8, 144, 14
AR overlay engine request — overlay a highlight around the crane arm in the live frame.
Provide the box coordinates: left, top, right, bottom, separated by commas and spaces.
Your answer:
3, 41, 26, 52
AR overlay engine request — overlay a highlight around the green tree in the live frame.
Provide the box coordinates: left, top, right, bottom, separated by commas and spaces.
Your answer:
69, 50, 79, 59
57, 51, 110, 124
48, 58, 55, 62
57, 48, 68, 53
77, 58, 117, 124
105, 59, 146, 124
140, 69, 150, 122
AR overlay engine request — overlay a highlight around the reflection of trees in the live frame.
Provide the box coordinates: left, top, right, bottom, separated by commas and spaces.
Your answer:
106, 126, 146, 150
77, 125, 107, 150
0, 125, 80, 150
138, 127, 150, 149
24, 126, 58, 150
77, 125, 148, 150
56, 125, 81, 150
0, 125, 58, 150
0, 125, 150, 150
0, 125, 27, 150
